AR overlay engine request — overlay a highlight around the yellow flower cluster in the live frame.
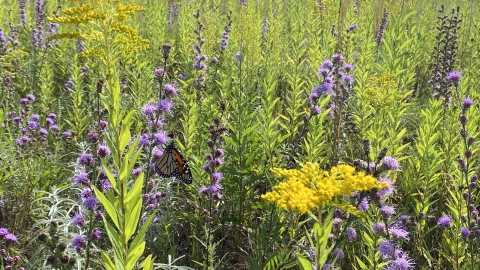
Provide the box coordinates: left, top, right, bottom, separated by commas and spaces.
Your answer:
47, 1, 149, 57
362, 74, 401, 107
261, 163, 388, 214
49, 4, 106, 24
116, 3, 145, 21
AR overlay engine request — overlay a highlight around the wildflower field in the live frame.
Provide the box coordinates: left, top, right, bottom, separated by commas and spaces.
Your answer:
1, 0, 480, 269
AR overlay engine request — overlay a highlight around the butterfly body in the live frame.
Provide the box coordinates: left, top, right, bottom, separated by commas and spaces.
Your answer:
155, 141, 193, 184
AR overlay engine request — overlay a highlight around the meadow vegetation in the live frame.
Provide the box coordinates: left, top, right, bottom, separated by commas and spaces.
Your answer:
0, 0, 479, 269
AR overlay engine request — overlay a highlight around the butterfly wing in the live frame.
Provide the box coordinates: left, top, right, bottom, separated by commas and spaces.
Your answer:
155, 142, 193, 184
171, 148, 193, 184
155, 143, 177, 178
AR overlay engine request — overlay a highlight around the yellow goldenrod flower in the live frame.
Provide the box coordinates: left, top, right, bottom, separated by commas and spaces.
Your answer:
261, 163, 388, 214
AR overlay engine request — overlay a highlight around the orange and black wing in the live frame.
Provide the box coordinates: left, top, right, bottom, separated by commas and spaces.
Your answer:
171, 147, 193, 184
154, 143, 177, 177
155, 142, 193, 184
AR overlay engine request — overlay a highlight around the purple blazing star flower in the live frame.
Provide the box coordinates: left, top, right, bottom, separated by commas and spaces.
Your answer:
437, 215, 452, 229
321, 60, 333, 70
31, 114, 40, 121
460, 227, 470, 238
64, 78, 75, 90
312, 106, 321, 115
378, 240, 395, 259
388, 251, 415, 270
142, 104, 157, 117
332, 248, 345, 260
77, 153, 94, 166
164, 84, 177, 96
346, 24, 358, 32
212, 172, 223, 181
214, 148, 224, 157
462, 97, 474, 111
379, 205, 396, 219
377, 177, 395, 200
83, 197, 99, 210
74, 172, 90, 185
71, 235, 85, 249
344, 63, 354, 71
0, 228, 9, 238
373, 222, 386, 235
446, 71, 461, 85
138, 133, 150, 147
357, 197, 370, 212
97, 145, 111, 158
132, 167, 142, 177
27, 121, 38, 129
208, 183, 223, 194
388, 225, 410, 241
158, 99, 172, 113
152, 132, 168, 145
80, 188, 93, 199
4, 233, 18, 245
154, 67, 165, 79
346, 227, 357, 241
100, 179, 112, 191
332, 218, 342, 228
72, 213, 86, 227
199, 185, 209, 195
91, 229, 102, 240
382, 156, 401, 171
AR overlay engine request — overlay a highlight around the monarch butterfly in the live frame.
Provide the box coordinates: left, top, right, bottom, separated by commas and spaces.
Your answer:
154, 140, 193, 184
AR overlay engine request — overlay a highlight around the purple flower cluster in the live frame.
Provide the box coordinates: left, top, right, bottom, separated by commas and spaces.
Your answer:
429, 6, 461, 103
0, 27, 20, 55
64, 78, 75, 90
346, 24, 357, 32
375, 9, 389, 45
18, 0, 27, 26
5, 94, 70, 154
76, 38, 84, 54
309, 54, 354, 119
199, 119, 227, 220
0, 228, 18, 245
0, 228, 23, 269
353, 146, 400, 179
261, 18, 268, 39
31, 0, 45, 51
192, 10, 208, 89
166, 1, 179, 27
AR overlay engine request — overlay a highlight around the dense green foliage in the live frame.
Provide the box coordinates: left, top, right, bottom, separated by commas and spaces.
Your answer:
0, 0, 479, 269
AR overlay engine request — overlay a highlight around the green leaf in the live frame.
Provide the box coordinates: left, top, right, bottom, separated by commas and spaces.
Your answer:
125, 241, 146, 269
101, 250, 118, 270
124, 175, 143, 240
93, 186, 120, 230
297, 254, 314, 270
103, 163, 118, 191
355, 256, 368, 269
138, 255, 154, 270
130, 211, 156, 251
103, 219, 124, 266
119, 110, 136, 153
